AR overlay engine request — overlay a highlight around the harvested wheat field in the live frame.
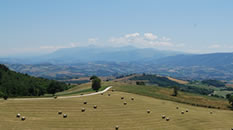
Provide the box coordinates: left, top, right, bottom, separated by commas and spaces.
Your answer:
0, 91, 233, 130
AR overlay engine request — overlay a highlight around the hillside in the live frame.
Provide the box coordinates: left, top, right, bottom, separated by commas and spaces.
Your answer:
58, 80, 230, 110
1, 88, 233, 130
0, 64, 68, 97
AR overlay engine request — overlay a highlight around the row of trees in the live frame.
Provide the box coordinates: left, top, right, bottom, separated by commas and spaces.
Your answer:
201, 79, 226, 87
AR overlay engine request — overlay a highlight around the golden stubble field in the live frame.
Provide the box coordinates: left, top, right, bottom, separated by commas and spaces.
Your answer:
0, 91, 233, 130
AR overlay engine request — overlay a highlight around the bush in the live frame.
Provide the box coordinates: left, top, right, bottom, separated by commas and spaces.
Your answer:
3, 95, 8, 100
136, 81, 145, 85
226, 93, 232, 99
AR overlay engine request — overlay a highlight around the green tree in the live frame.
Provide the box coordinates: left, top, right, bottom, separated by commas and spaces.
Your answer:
0, 91, 4, 97
47, 81, 66, 95
228, 95, 233, 107
90, 75, 98, 80
91, 76, 101, 91
0, 71, 2, 80
172, 86, 178, 96
226, 94, 232, 99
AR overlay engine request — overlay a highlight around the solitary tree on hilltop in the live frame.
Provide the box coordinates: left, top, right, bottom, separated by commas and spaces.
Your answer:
90, 76, 101, 91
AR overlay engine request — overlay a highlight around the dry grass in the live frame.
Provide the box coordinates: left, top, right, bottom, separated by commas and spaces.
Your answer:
167, 77, 189, 84
226, 84, 233, 88
103, 81, 230, 110
0, 91, 233, 130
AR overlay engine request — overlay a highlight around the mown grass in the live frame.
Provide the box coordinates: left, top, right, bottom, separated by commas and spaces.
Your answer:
103, 81, 231, 110
55, 83, 108, 96
1, 90, 233, 130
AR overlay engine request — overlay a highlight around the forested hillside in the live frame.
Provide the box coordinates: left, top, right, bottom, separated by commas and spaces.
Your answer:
0, 64, 68, 97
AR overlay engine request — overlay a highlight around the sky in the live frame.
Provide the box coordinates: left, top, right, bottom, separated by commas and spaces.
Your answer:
0, 0, 233, 57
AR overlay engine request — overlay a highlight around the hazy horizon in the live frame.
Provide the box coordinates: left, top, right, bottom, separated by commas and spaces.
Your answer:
1, 0, 233, 57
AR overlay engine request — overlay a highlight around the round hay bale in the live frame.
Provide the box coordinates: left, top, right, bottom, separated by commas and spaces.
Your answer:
123, 102, 127, 105
181, 111, 184, 114
101, 93, 104, 95
16, 113, 21, 118
93, 105, 97, 109
115, 125, 119, 130
162, 115, 166, 119
21, 117, 26, 121
108, 94, 111, 96
121, 97, 124, 100
210, 111, 213, 114
186, 109, 189, 112
83, 101, 87, 104
147, 110, 151, 114
58, 111, 62, 115
176, 106, 179, 109
63, 114, 67, 118
166, 117, 170, 121
81, 108, 85, 112
54, 96, 57, 99
131, 97, 134, 100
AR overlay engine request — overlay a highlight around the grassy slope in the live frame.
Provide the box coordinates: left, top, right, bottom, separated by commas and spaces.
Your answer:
56, 81, 230, 110
55, 82, 108, 96
103, 81, 230, 110
1, 91, 233, 130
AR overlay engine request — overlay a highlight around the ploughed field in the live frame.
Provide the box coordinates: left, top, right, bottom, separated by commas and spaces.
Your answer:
0, 91, 233, 130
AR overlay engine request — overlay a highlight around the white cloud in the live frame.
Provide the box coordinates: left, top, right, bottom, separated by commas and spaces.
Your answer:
125, 33, 140, 38
109, 32, 174, 48
209, 44, 221, 49
144, 33, 158, 40
40, 42, 80, 51
160, 36, 171, 41
88, 38, 98, 43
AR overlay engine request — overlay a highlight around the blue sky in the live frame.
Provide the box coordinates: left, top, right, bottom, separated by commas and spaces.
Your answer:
0, 0, 233, 56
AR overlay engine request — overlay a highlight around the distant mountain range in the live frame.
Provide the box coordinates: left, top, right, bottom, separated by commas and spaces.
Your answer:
153, 53, 233, 67
151, 53, 233, 80
0, 46, 181, 64
1, 46, 233, 81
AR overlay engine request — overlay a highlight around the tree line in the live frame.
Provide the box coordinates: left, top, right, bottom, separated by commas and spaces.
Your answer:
0, 64, 69, 97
